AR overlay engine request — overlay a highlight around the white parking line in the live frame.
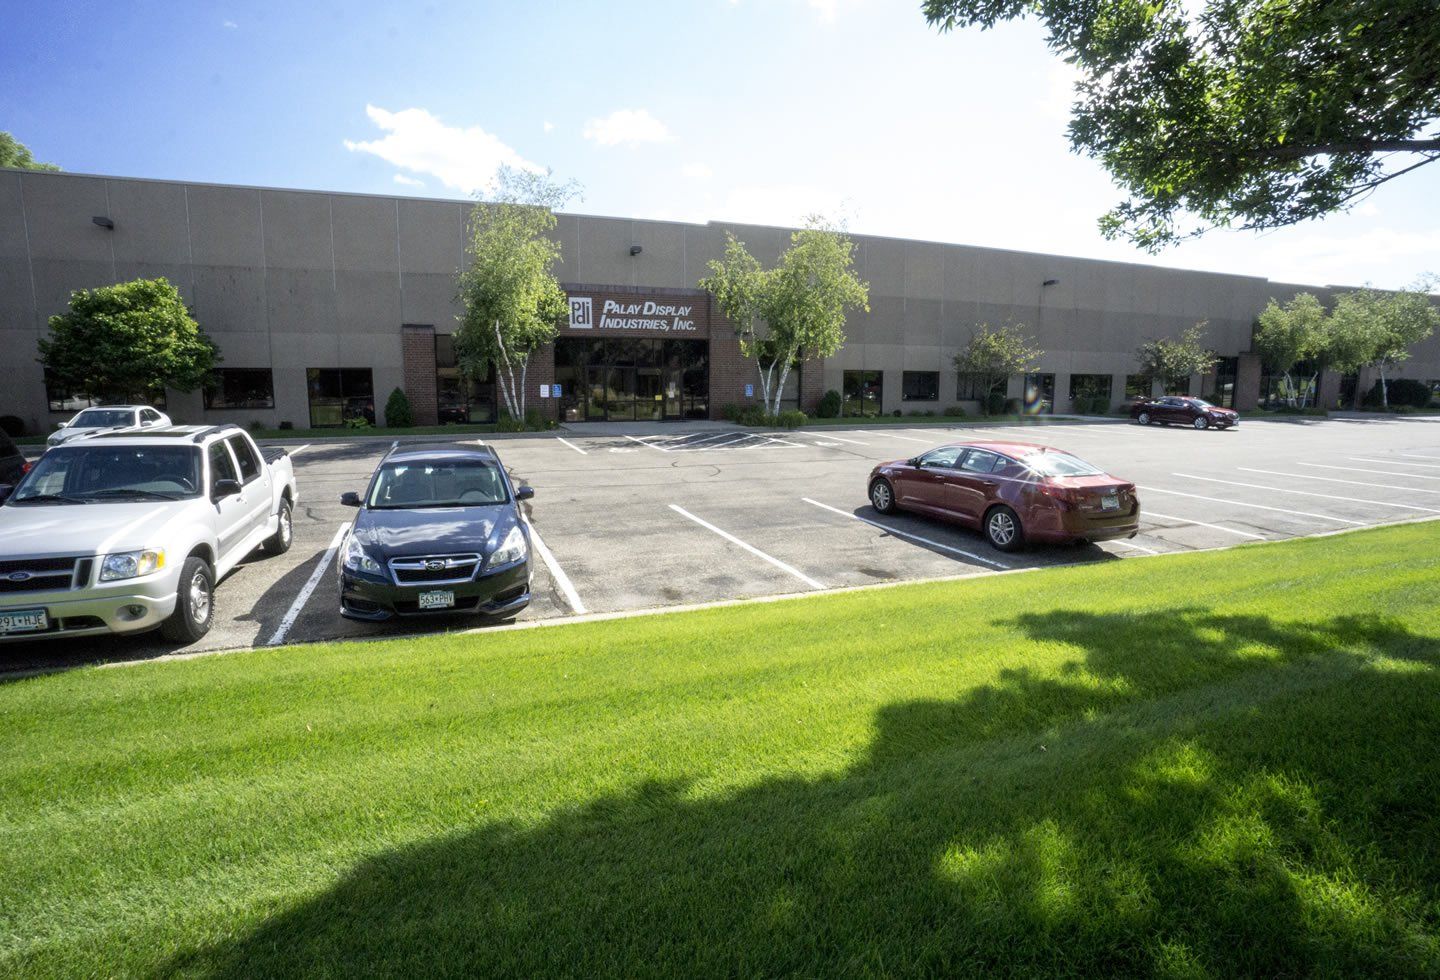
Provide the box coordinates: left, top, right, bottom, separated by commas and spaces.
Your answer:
267, 521, 350, 647
668, 504, 826, 589
670, 432, 738, 450
887, 434, 933, 444
1108, 539, 1161, 555
287, 444, 311, 457
1137, 485, 1364, 525
523, 516, 586, 614
1141, 509, 1266, 540
1174, 472, 1440, 515
1347, 458, 1440, 476
1396, 453, 1440, 462
555, 437, 588, 455
625, 434, 669, 452
759, 434, 806, 448
1239, 466, 1440, 495
801, 497, 1011, 570
814, 433, 870, 445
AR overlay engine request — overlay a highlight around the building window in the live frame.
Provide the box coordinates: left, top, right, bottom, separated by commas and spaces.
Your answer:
1125, 374, 1151, 401
1259, 360, 1318, 409
1428, 380, 1440, 407
45, 370, 166, 412
435, 335, 497, 424
1068, 374, 1113, 413
306, 368, 374, 427
204, 369, 275, 410
1338, 373, 1360, 409
1023, 373, 1054, 414
842, 370, 883, 417
1207, 357, 1238, 408
955, 372, 1002, 401
901, 371, 940, 402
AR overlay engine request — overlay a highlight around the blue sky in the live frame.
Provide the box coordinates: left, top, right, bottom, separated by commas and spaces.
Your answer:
3, 0, 1437, 289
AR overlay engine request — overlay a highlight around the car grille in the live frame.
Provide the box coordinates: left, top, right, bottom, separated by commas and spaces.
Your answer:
0, 556, 90, 593
388, 554, 481, 586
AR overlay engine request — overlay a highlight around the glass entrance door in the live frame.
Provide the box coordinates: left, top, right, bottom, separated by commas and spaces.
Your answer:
557, 337, 709, 421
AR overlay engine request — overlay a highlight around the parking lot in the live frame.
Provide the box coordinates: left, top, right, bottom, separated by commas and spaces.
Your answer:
6, 414, 1440, 674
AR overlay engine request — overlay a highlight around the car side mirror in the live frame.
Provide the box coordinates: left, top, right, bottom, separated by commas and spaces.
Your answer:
212, 479, 242, 500
56, 421, 67, 429
0, 485, 12, 504
340, 491, 362, 507
515, 485, 535, 501
908, 457, 920, 467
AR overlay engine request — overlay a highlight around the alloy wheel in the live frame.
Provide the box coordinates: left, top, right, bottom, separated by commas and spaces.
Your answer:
189, 570, 212, 625
1138, 412, 1151, 426
871, 482, 892, 511
988, 510, 1016, 546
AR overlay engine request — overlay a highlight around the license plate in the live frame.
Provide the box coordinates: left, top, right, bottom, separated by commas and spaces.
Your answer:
1101, 494, 1120, 511
418, 590, 454, 610
0, 608, 49, 635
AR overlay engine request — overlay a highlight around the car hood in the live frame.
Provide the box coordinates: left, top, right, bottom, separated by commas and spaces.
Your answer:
0, 500, 197, 557
351, 504, 519, 559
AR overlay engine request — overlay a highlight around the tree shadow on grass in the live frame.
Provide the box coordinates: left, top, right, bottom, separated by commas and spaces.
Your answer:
163, 611, 1440, 978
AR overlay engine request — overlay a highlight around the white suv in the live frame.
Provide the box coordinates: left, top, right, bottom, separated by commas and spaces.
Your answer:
47, 405, 171, 448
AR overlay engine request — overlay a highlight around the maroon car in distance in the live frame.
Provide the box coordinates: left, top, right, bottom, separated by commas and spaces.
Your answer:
867, 441, 1141, 552
1131, 396, 1239, 430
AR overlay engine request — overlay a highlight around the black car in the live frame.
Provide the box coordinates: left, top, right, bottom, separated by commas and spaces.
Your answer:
337, 443, 533, 622
0, 430, 31, 488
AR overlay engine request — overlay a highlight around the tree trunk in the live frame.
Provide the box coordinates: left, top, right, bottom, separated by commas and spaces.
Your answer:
772, 359, 794, 415
1379, 362, 1389, 409
518, 358, 529, 419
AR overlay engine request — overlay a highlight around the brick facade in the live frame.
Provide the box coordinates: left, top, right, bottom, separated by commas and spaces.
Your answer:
400, 325, 439, 426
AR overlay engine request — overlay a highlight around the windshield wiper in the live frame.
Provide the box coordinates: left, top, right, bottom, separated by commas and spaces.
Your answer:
10, 493, 89, 505
84, 488, 186, 501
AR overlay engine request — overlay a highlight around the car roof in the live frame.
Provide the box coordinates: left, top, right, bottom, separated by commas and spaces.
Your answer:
67, 425, 235, 445
942, 440, 1062, 457
73, 405, 149, 412
382, 442, 497, 464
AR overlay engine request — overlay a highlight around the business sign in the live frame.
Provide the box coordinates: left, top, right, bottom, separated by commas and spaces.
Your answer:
565, 293, 701, 334
568, 297, 594, 330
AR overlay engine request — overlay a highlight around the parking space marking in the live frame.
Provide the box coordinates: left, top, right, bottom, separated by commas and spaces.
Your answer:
815, 433, 870, 445
1346, 458, 1440, 477
523, 516, 586, 614
1240, 466, 1440, 494
1108, 539, 1161, 555
556, 437, 588, 455
668, 504, 826, 589
887, 434, 933, 444
625, 434, 670, 452
801, 498, 1011, 570
1141, 509, 1266, 540
1174, 473, 1440, 515
287, 444, 311, 457
1396, 453, 1440, 463
1137, 485, 1365, 525
760, 434, 806, 448
267, 522, 350, 647
669, 432, 739, 450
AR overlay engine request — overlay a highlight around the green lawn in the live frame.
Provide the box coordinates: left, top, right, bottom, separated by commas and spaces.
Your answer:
2, 523, 1438, 976
804, 413, 1089, 427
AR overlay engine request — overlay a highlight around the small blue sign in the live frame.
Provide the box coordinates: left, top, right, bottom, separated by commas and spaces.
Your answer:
551, 384, 562, 398
744, 384, 754, 398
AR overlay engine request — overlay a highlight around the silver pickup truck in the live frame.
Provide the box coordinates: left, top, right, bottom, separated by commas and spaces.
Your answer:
0, 424, 298, 643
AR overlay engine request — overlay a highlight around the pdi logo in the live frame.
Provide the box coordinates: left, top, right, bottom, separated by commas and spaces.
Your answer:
568, 297, 593, 330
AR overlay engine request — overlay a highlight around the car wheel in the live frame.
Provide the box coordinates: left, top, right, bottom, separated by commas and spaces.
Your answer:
263, 498, 294, 555
161, 556, 215, 643
1137, 412, 1151, 426
1193, 416, 1210, 430
984, 505, 1023, 552
870, 478, 897, 514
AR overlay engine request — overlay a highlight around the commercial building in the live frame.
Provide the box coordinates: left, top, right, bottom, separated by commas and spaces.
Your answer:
2, 168, 1437, 433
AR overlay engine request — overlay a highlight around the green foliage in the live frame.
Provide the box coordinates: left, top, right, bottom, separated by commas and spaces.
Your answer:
1072, 395, 1111, 415
383, 388, 413, 428
1254, 294, 1327, 376
1134, 322, 1218, 393
923, 1, 1440, 249
700, 217, 869, 414
730, 405, 808, 428
0, 131, 59, 171
985, 391, 1009, 416
1362, 378, 1431, 409
953, 323, 1043, 403
343, 416, 371, 430
456, 168, 580, 420
942, 405, 968, 417
816, 389, 843, 418
38, 277, 217, 401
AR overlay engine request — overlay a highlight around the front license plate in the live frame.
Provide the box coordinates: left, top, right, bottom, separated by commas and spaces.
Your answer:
418, 590, 455, 610
0, 608, 49, 635
1101, 494, 1120, 511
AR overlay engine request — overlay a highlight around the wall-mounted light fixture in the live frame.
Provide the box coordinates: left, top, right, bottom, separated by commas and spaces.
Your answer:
629, 244, 643, 256
92, 216, 115, 230
1042, 278, 1059, 287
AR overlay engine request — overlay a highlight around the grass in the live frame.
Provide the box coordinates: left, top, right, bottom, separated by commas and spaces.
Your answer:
2, 523, 1439, 976
805, 414, 1088, 427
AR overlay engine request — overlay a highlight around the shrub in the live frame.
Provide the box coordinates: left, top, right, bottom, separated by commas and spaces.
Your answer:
247, 419, 266, 433
1003, 397, 1022, 415
892, 409, 902, 418
278, 420, 294, 431
343, 416, 371, 430
0, 415, 26, 437
776, 409, 808, 430
984, 392, 1007, 415
942, 405, 967, 418
720, 403, 745, 423
1362, 378, 1431, 409
384, 388, 414, 428
495, 415, 526, 433
816, 389, 842, 418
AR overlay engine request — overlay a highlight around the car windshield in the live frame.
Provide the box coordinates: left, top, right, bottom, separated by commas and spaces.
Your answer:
71, 409, 134, 427
367, 460, 508, 509
1021, 450, 1105, 478
10, 445, 202, 503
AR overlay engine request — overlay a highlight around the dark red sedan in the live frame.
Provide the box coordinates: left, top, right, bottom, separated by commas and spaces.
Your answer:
1130, 396, 1238, 429
867, 441, 1141, 552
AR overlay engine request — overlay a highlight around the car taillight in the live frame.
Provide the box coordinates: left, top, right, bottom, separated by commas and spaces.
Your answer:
1038, 482, 1073, 508
20, 461, 31, 475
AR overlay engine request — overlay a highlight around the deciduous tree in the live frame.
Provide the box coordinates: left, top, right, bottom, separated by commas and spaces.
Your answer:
38, 278, 216, 402
922, 0, 1440, 249
1329, 280, 1439, 408
952, 323, 1044, 411
1134, 323, 1218, 394
1253, 293, 1327, 407
0, 132, 59, 171
456, 168, 580, 421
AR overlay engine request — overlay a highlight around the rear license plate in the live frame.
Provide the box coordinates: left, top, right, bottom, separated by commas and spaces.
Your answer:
1101, 494, 1120, 511
418, 590, 455, 610
0, 608, 49, 635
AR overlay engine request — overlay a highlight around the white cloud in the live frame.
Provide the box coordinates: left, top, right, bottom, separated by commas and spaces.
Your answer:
221, 19, 237, 29
343, 104, 541, 195
392, 173, 425, 187
1254, 228, 1440, 287
543, 120, 555, 133
681, 162, 713, 180
582, 108, 672, 146
713, 183, 851, 228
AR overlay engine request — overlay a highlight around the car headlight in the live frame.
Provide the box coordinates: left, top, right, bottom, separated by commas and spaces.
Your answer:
343, 536, 383, 575
100, 549, 165, 581
489, 525, 528, 567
